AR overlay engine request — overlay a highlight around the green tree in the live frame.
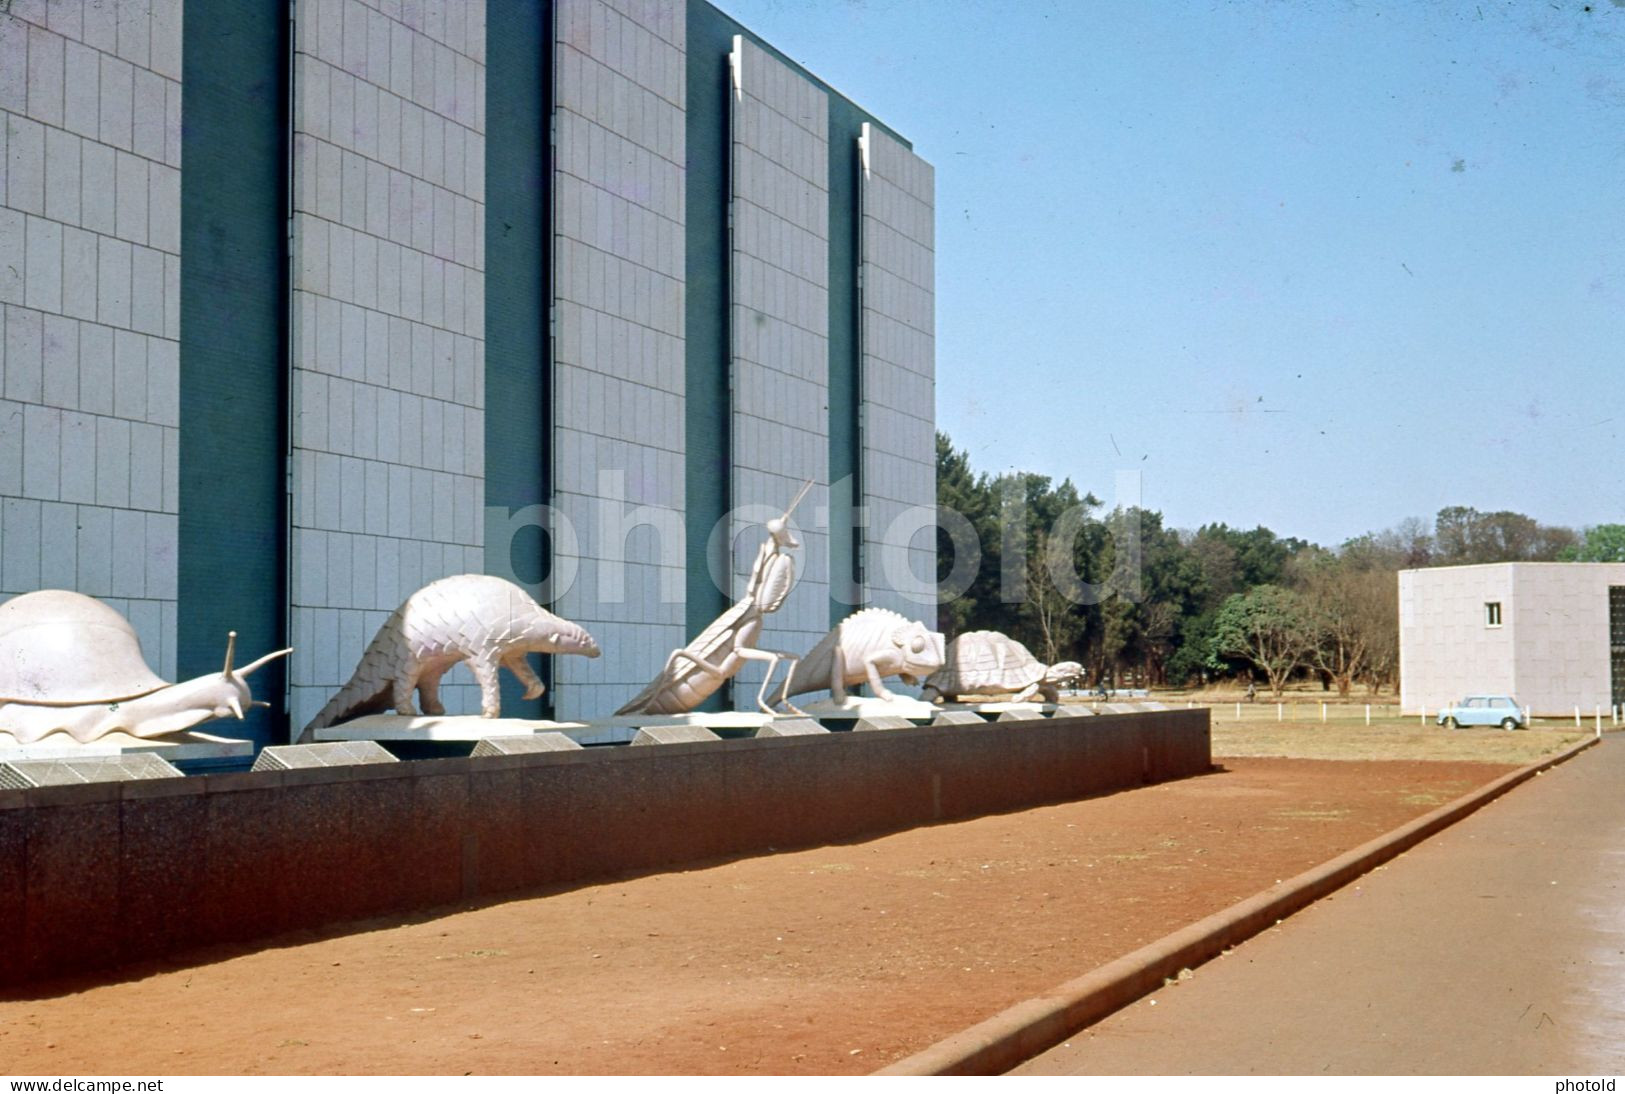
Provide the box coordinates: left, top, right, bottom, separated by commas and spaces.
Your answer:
1209, 585, 1313, 698
1561, 523, 1625, 562
1197, 524, 1310, 587
935, 432, 1000, 638
993, 471, 1100, 664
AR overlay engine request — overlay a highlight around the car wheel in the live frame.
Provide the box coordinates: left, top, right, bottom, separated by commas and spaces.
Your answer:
1501, 717, 1518, 731
1446, 717, 1461, 730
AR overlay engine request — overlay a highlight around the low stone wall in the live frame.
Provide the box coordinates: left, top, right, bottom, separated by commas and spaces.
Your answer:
0, 711, 1209, 987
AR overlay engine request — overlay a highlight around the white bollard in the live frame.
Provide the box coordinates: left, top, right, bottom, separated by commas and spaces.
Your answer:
1575, 705, 1582, 728
1277, 702, 1283, 722
1236, 702, 1242, 720
1365, 704, 1371, 726
1321, 702, 1327, 723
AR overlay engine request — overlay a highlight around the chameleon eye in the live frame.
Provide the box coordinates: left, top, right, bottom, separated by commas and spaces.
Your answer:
910, 636, 925, 654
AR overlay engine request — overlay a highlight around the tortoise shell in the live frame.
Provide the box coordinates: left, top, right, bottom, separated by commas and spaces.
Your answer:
0, 590, 169, 705
926, 630, 1047, 695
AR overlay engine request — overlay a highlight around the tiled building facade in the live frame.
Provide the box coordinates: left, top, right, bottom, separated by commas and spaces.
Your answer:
0, 0, 936, 740
1399, 562, 1625, 717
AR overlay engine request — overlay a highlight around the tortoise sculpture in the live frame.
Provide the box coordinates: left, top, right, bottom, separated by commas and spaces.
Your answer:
920, 631, 1082, 705
0, 589, 291, 744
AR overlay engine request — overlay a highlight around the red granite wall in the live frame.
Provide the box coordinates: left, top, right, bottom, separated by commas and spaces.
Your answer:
0, 711, 1210, 986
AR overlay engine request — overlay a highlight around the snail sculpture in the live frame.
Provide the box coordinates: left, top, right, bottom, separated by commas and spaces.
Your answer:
0, 590, 290, 744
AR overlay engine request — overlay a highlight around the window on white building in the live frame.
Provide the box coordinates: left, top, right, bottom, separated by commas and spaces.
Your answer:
1485, 602, 1503, 627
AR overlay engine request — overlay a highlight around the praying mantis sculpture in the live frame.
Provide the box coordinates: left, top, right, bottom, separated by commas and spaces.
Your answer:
616, 482, 812, 716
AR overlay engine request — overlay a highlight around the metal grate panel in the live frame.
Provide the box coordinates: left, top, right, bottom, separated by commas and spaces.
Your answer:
250, 741, 399, 771
629, 726, 722, 747
855, 716, 918, 731
753, 719, 830, 737
470, 734, 584, 757
0, 754, 184, 788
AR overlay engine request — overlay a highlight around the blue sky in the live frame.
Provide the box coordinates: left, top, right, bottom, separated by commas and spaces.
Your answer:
718, 0, 1625, 547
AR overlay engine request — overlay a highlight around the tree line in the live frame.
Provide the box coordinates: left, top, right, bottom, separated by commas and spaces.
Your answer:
934, 432, 1624, 696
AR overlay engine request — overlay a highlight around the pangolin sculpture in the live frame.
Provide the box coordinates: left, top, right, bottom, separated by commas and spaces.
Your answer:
302, 574, 600, 736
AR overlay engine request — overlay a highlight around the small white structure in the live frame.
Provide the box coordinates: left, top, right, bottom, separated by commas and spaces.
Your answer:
1399, 563, 1625, 716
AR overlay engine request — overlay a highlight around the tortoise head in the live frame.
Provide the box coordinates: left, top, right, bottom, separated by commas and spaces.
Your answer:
1045, 661, 1084, 686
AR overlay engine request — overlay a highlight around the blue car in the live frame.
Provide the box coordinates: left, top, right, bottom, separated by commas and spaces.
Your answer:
1437, 695, 1526, 731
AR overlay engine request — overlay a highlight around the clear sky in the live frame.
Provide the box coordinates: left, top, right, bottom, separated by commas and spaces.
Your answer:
717, 0, 1625, 548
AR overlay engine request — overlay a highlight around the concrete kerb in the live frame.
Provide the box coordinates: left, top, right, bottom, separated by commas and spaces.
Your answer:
875, 736, 1599, 1076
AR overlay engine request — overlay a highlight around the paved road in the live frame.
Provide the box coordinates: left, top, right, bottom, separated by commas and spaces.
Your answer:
1017, 736, 1625, 1075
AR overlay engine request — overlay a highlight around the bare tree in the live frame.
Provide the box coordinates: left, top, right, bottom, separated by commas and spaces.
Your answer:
1300, 564, 1394, 698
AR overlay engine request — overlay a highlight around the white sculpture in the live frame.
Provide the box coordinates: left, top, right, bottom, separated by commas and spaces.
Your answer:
781, 608, 946, 705
0, 590, 290, 744
921, 631, 1083, 704
617, 482, 811, 716
303, 574, 600, 734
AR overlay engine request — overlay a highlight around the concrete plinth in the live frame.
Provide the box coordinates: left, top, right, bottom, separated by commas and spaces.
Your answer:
311, 715, 591, 742
799, 697, 937, 720
616, 711, 776, 730
946, 701, 1053, 716
0, 730, 253, 765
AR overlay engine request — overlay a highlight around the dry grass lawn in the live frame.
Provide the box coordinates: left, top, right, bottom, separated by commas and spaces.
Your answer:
1205, 710, 1592, 764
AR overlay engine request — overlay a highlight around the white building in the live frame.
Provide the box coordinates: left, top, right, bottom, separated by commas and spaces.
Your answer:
1398, 562, 1625, 716
0, 0, 937, 740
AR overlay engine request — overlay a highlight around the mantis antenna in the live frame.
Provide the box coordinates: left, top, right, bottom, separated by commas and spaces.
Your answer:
782, 479, 814, 521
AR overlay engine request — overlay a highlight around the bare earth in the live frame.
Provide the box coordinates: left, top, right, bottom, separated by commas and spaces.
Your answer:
0, 757, 1514, 1076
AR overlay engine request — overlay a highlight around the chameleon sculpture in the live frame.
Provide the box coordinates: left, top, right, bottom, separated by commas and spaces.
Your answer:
780, 608, 946, 706
0, 589, 289, 744
303, 574, 600, 735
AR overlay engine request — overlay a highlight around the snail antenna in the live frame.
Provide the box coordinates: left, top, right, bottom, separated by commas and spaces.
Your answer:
237, 647, 294, 679
222, 631, 238, 676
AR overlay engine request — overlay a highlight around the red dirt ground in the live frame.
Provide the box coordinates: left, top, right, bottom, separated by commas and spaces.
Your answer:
0, 757, 1514, 1076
